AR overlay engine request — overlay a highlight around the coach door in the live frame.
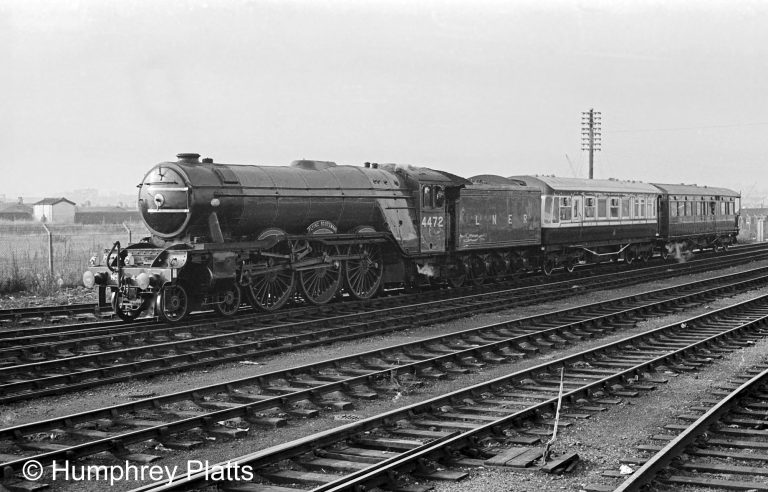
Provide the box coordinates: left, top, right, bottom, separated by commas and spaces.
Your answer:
657, 195, 668, 236
419, 184, 447, 252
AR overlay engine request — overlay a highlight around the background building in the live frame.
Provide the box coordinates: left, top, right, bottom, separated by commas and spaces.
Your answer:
740, 208, 767, 242
33, 197, 76, 223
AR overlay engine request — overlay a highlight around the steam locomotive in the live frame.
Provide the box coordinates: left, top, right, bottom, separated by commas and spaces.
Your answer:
83, 153, 740, 322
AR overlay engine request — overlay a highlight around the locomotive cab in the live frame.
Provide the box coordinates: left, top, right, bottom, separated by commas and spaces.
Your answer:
419, 184, 448, 253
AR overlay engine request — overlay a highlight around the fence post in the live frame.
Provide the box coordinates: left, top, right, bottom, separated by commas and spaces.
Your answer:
123, 222, 132, 244
42, 223, 53, 276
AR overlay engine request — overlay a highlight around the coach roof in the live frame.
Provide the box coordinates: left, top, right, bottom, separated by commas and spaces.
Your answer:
510, 176, 659, 195
651, 183, 739, 197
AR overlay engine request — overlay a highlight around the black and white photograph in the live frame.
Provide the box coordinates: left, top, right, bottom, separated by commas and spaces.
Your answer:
2, 1, 768, 491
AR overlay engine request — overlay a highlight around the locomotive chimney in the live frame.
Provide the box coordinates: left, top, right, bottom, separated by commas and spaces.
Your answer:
202, 157, 213, 164
364, 162, 371, 168
176, 153, 201, 164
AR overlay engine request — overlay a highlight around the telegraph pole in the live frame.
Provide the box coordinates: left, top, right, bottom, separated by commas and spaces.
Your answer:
581, 109, 601, 179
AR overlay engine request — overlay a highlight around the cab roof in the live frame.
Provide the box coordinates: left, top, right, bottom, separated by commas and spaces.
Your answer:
379, 163, 472, 186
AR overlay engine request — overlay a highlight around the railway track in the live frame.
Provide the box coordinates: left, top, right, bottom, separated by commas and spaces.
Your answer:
113, 286, 768, 492
1, 242, 765, 330
1, 244, 765, 347
603, 362, 768, 492
1, 249, 768, 403
2, 266, 768, 490
0, 302, 106, 325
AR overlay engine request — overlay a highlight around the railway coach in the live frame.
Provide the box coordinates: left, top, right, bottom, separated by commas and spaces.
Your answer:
510, 176, 660, 274
654, 183, 740, 256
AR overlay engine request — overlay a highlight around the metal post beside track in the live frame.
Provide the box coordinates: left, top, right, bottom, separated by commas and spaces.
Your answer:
41, 223, 53, 276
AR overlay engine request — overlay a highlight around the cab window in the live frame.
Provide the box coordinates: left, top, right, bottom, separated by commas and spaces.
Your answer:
422, 186, 432, 208
434, 186, 445, 208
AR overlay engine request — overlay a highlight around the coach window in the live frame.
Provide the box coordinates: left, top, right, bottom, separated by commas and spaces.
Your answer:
684, 201, 691, 216
544, 196, 554, 224
709, 201, 716, 215
649, 200, 656, 218
572, 196, 582, 221
720, 202, 726, 215
559, 197, 572, 221
609, 198, 620, 219
670, 201, 678, 217
597, 198, 607, 219
678, 201, 685, 217
621, 198, 631, 219
584, 197, 596, 219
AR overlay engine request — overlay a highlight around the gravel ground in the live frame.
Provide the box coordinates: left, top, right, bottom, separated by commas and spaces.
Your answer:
434, 340, 768, 492
2, 259, 768, 491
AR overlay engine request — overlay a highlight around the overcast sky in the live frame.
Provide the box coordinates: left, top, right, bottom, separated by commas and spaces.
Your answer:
2, 0, 767, 204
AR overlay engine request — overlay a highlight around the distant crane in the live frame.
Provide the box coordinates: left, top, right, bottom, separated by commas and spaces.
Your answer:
565, 153, 580, 178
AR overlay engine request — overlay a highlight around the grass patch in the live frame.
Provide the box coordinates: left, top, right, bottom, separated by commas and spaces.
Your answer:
0, 222, 149, 294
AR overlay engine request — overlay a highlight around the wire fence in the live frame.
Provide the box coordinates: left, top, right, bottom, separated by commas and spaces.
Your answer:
0, 221, 149, 294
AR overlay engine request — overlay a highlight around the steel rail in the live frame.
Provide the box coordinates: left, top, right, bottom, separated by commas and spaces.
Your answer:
126, 295, 768, 492
2, 271, 768, 481
1, 259, 768, 404
613, 366, 768, 492
2, 242, 765, 337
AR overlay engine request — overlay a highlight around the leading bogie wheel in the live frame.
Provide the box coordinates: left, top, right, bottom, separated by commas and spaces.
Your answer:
344, 243, 384, 300
299, 243, 342, 305
159, 283, 189, 323
214, 283, 242, 316
111, 291, 144, 322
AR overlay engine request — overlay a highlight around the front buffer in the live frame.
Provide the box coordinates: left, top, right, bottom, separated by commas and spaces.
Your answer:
83, 241, 194, 322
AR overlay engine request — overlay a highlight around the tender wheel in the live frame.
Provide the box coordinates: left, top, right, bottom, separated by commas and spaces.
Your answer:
487, 252, 507, 282
111, 291, 144, 322
299, 243, 341, 305
214, 283, 242, 316
159, 283, 189, 323
344, 243, 384, 300
467, 255, 486, 286
542, 258, 555, 276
